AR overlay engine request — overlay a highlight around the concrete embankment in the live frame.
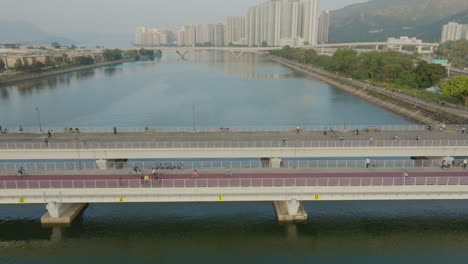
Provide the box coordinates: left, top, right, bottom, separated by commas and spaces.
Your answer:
0, 59, 134, 86
269, 55, 468, 125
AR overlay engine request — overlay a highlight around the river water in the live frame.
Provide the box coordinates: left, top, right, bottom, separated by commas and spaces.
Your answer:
2, 201, 468, 263
3, 52, 462, 263
0, 51, 413, 130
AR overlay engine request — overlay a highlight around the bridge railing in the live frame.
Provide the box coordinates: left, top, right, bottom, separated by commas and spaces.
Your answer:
1, 139, 468, 150
0, 159, 464, 171
1, 124, 460, 133
1, 176, 468, 190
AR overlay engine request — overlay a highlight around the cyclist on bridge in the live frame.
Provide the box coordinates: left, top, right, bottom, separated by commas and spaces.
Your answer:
17, 167, 25, 177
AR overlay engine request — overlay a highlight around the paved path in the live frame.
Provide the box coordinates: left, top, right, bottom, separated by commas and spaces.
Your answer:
1, 130, 467, 146
1, 170, 467, 181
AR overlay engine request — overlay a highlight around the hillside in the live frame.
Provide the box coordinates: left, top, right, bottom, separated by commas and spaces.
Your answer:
0, 20, 75, 46
329, 0, 468, 43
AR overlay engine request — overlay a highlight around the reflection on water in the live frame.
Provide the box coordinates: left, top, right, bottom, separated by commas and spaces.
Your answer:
184, 51, 299, 79
2, 201, 468, 263
0, 51, 414, 129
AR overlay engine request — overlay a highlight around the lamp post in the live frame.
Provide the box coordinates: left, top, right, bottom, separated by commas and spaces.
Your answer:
35, 105, 42, 132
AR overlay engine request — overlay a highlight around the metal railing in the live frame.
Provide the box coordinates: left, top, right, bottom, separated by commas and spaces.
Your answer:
1, 176, 468, 190
1, 139, 468, 150
0, 159, 464, 171
1, 124, 465, 134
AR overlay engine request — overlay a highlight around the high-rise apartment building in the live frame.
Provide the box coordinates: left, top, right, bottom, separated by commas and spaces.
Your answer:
318, 10, 330, 43
245, 0, 319, 47
184, 25, 196, 47
441, 22, 468, 42
134, 27, 172, 46
214, 24, 225, 47
302, 0, 319, 45
225, 16, 246, 46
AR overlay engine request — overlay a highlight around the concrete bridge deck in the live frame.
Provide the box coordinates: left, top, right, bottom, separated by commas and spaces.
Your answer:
1, 130, 468, 160
2, 169, 468, 224
1, 130, 466, 146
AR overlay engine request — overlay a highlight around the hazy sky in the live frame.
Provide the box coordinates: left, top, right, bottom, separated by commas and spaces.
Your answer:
1, 0, 367, 34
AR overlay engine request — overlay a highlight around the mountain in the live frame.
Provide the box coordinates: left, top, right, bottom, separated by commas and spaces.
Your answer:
0, 20, 76, 46
329, 0, 468, 43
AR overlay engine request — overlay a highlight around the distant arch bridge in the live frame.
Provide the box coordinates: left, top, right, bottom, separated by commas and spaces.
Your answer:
133, 42, 440, 58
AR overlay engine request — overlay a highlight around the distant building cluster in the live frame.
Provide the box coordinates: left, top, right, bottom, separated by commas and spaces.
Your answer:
441, 22, 468, 43
0, 45, 104, 70
134, 28, 175, 46
386, 36, 422, 50
134, 0, 327, 48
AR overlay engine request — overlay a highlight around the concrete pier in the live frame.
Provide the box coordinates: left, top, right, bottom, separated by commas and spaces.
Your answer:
273, 200, 308, 223
96, 159, 128, 170
261, 158, 283, 168
41, 202, 88, 224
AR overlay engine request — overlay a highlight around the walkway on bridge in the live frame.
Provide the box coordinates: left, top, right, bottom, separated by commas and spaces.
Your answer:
1, 129, 467, 149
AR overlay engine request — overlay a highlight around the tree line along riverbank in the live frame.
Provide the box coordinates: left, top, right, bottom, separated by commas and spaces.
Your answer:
270, 46, 464, 106
0, 59, 133, 87
0, 48, 161, 87
268, 55, 468, 125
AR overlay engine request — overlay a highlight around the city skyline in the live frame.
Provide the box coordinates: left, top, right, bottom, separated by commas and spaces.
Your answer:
135, 0, 321, 47
0, 0, 366, 35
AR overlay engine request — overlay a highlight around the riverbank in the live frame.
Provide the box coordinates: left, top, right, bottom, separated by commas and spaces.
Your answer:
269, 55, 468, 125
0, 59, 134, 87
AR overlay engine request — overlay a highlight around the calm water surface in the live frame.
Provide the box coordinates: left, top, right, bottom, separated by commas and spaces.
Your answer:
0, 51, 413, 129
2, 201, 468, 263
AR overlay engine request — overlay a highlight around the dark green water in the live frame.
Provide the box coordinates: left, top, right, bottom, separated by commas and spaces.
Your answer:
2, 201, 468, 263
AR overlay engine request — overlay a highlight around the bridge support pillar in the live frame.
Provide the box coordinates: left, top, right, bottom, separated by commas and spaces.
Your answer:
41, 202, 87, 225
261, 158, 283, 168
176, 50, 189, 59
273, 200, 307, 223
96, 159, 128, 170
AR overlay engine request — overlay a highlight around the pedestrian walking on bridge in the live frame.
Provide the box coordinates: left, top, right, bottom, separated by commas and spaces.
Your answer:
365, 158, 371, 168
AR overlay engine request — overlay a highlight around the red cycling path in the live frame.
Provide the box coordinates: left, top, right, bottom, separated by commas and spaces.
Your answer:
1, 171, 467, 181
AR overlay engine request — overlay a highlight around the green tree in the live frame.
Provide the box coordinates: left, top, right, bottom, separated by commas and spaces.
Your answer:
44, 56, 54, 67
14, 59, 24, 71
441, 76, 468, 105
331, 49, 358, 76
138, 49, 155, 60
127, 50, 138, 58
25, 61, 45, 72
51, 42, 61, 49
261, 41, 268, 47
415, 61, 447, 88
0, 60, 5, 72
73, 56, 94, 65
102, 49, 123, 61
436, 40, 468, 68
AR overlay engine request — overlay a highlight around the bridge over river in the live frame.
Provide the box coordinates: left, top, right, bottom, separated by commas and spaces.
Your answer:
1, 129, 468, 166
1, 168, 468, 224
2, 127, 468, 224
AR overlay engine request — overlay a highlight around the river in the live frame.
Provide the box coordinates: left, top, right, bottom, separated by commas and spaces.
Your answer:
0, 51, 413, 130
2, 201, 468, 263
3, 52, 459, 263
